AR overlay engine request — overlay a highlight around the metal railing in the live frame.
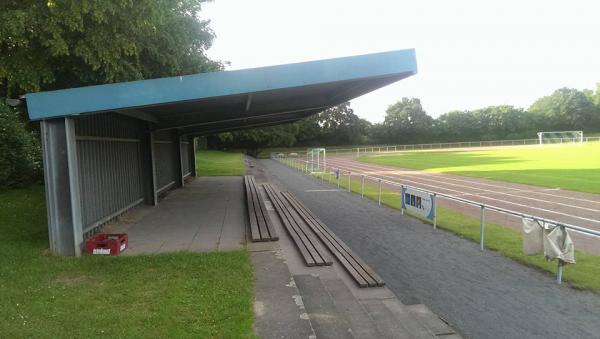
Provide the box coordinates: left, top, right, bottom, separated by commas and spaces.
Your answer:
274, 155, 600, 284
271, 136, 600, 157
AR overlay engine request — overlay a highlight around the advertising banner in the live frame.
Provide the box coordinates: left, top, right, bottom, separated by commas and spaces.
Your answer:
401, 187, 436, 221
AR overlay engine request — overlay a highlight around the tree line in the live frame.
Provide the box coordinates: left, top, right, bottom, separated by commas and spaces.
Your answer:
213, 86, 600, 154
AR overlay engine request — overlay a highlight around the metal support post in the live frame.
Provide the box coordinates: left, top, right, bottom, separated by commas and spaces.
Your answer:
479, 205, 485, 251
361, 175, 365, 198
40, 117, 84, 256
400, 185, 404, 215
378, 179, 382, 206
557, 259, 564, 285
337, 169, 340, 188
348, 172, 351, 192
433, 193, 437, 229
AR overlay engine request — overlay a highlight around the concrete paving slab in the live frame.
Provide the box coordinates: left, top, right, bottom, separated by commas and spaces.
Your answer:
252, 251, 315, 339
104, 176, 246, 254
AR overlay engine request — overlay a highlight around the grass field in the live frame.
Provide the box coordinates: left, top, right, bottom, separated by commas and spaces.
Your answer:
0, 186, 255, 338
294, 164, 600, 292
360, 142, 600, 194
196, 150, 245, 176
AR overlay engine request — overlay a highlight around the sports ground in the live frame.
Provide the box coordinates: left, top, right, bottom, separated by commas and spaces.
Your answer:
360, 142, 600, 194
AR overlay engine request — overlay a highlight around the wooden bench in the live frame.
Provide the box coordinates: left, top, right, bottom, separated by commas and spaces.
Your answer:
281, 191, 385, 288
263, 184, 332, 266
244, 175, 278, 242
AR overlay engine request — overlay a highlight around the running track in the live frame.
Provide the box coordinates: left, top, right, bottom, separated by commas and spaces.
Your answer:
325, 155, 600, 255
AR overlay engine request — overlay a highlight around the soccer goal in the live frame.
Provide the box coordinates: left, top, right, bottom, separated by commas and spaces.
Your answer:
537, 131, 583, 145
307, 148, 326, 172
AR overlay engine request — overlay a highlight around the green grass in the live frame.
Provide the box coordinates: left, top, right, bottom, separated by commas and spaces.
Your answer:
196, 150, 245, 176
303, 168, 600, 292
0, 186, 255, 338
359, 142, 600, 194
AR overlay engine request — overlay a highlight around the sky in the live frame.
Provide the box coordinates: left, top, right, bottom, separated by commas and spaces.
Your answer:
201, 0, 600, 122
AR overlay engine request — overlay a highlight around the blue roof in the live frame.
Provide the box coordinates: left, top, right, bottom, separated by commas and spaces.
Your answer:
25, 49, 417, 122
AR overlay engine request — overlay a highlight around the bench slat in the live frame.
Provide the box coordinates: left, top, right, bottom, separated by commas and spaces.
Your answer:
244, 176, 262, 241
264, 184, 331, 266
283, 191, 385, 287
244, 175, 278, 242
263, 184, 317, 266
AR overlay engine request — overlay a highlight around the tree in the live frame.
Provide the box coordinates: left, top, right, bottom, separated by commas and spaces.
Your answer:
0, 102, 41, 188
0, 0, 222, 97
214, 124, 299, 157
528, 88, 599, 131
381, 98, 434, 144
315, 102, 370, 146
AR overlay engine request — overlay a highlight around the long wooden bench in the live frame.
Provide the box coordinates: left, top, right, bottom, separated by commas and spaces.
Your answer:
244, 175, 278, 242
263, 184, 332, 266
282, 191, 385, 288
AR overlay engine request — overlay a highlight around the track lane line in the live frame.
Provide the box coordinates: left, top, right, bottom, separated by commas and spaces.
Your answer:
331, 156, 600, 205
320, 160, 600, 225
327, 159, 600, 213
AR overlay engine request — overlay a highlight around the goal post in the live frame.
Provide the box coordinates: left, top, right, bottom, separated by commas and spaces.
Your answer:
306, 148, 326, 172
537, 131, 583, 145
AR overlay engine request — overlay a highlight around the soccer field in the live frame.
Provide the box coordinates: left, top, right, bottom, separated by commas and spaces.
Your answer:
359, 142, 600, 194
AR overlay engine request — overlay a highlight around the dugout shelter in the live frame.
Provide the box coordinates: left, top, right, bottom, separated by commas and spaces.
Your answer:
24, 49, 417, 255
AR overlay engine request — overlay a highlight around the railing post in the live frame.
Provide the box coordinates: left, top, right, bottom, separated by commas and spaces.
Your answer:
400, 185, 404, 215
557, 225, 565, 284
433, 193, 437, 229
348, 172, 351, 192
479, 205, 485, 251
378, 179, 382, 206
557, 259, 564, 285
329, 171, 332, 184
337, 169, 340, 188
361, 175, 365, 198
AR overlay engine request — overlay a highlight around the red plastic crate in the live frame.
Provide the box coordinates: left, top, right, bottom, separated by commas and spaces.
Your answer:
85, 233, 128, 255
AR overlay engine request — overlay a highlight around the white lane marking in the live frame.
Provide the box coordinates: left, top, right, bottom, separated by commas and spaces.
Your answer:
304, 189, 344, 192
327, 159, 600, 213
323, 160, 600, 225
332, 157, 600, 205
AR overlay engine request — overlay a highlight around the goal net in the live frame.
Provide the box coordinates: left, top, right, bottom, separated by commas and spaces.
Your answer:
537, 131, 583, 144
307, 148, 326, 172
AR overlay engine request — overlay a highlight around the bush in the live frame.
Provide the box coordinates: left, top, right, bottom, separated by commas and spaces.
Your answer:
0, 103, 42, 188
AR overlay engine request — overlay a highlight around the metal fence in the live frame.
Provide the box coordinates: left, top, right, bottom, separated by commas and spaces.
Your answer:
275, 136, 600, 157
273, 155, 600, 285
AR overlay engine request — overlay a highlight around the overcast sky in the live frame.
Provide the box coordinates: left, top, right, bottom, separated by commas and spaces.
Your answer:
202, 0, 600, 122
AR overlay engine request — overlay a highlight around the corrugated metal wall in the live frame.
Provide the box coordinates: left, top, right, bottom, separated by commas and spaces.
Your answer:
75, 113, 145, 232
154, 130, 179, 193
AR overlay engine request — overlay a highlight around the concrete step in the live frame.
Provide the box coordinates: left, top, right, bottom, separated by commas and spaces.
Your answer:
360, 298, 424, 339
406, 304, 459, 337
320, 277, 384, 338
294, 274, 354, 338
251, 252, 316, 339
381, 299, 436, 339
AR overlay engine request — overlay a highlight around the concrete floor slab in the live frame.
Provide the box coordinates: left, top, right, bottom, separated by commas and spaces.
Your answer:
104, 176, 246, 254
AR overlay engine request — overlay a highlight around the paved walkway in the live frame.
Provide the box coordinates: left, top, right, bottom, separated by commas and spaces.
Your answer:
249, 160, 461, 339
262, 159, 600, 339
105, 177, 246, 254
